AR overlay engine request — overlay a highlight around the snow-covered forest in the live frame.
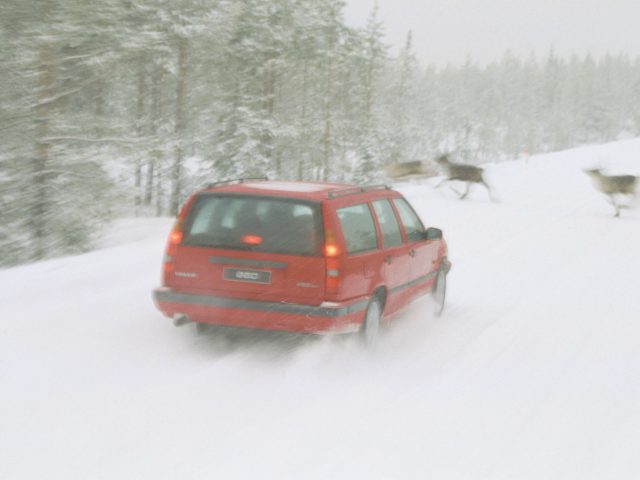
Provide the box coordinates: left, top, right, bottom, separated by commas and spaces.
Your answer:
2, 0, 640, 266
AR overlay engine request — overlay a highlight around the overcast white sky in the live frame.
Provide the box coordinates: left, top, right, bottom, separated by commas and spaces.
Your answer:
344, 0, 640, 66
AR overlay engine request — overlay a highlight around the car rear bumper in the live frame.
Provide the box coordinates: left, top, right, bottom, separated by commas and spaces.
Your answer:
152, 287, 369, 334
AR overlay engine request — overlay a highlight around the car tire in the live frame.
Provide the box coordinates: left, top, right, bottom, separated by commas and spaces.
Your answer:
361, 297, 382, 347
432, 268, 446, 317
196, 322, 213, 335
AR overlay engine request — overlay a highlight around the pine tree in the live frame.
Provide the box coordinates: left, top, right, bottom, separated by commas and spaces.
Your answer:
0, 0, 116, 265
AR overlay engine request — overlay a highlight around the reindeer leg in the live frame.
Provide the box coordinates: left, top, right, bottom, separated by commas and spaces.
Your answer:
480, 180, 497, 202
608, 194, 620, 217
619, 194, 632, 210
435, 177, 463, 196
459, 182, 472, 200
434, 178, 448, 189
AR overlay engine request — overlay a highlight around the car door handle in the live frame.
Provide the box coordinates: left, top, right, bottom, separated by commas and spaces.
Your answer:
384, 255, 393, 264
409, 249, 416, 258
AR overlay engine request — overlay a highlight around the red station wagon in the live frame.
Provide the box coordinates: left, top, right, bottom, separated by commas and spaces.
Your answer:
152, 179, 451, 344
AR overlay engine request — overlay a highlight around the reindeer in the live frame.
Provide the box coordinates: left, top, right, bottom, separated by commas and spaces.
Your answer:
383, 160, 433, 182
434, 154, 495, 201
584, 168, 638, 217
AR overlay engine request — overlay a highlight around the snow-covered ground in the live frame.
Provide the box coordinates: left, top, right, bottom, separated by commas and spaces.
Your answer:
2, 139, 640, 480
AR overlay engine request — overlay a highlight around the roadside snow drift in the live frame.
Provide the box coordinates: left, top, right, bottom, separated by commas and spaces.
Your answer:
2, 139, 640, 480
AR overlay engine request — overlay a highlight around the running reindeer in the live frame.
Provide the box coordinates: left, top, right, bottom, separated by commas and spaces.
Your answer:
584, 168, 638, 217
384, 160, 435, 182
385, 154, 495, 200
434, 154, 495, 200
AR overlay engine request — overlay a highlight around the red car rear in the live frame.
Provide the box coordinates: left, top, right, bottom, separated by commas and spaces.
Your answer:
152, 179, 450, 343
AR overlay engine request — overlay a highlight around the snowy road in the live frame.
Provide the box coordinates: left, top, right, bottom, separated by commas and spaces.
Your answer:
2, 140, 640, 479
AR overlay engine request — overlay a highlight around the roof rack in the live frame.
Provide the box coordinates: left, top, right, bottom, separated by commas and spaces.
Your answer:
327, 184, 390, 199
206, 177, 268, 189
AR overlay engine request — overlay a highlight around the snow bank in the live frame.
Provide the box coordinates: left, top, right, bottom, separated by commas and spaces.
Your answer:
1, 139, 640, 479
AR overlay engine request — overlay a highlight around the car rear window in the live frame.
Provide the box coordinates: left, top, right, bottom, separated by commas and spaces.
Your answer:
394, 198, 425, 243
182, 194, 323, 256
337, 204, 378, 254
372, 199, 403, 248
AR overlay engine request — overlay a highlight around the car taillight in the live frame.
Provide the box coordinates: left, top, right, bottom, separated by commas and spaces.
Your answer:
324, 244, 339, 257
162, 259, 175, 285
166, 218, 184, 254
169, 230, 183, 245
325, 257, 340, 293
162, 218, 184, 285
242, 234, 263, 245
324, 229, 341, 294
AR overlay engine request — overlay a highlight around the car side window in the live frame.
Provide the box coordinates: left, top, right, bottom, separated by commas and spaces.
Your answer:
394, 198, 425, 243
372, 199, 403, 248
337, 204, 378, 254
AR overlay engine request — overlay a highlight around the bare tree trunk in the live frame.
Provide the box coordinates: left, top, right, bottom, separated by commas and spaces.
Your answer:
298, 58, 309, 181
261, 60, 276, 171
145, 161, 155, 206
30, 41, 55, 261
170, 37, 187, 216
145, 64, 161, 206
95, 77, 105, 118
364, 56, 374, 128
134, 60, 145, 213
155, 159, 163, 217
322, 55, 333, 181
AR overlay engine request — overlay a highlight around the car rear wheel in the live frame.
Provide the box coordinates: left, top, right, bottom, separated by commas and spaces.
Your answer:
196, 322, 213, 335
361, 297, 382, 347
432, 269, 446, 316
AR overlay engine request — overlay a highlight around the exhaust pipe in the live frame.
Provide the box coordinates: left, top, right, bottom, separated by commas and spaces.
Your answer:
172, 313, 191, 327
